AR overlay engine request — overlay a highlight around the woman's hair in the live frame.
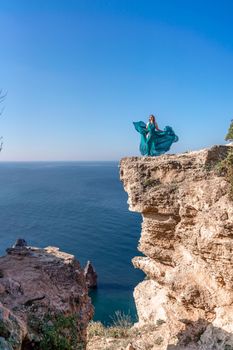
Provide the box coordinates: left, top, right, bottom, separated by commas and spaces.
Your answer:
149, 114, 156, 124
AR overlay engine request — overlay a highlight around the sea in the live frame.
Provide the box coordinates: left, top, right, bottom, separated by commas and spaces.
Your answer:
0, 161, 144, 325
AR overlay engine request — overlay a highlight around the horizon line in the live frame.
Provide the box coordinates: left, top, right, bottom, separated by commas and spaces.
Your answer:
0, 159, 121, 162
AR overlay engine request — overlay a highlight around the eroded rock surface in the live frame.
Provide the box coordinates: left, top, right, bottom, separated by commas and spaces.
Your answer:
0, 240, 94, 349
120, 145, 233, 349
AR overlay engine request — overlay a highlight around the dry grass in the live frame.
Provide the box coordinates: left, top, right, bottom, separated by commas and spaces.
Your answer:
87, 311, 134, 340
87, 313, 163, 350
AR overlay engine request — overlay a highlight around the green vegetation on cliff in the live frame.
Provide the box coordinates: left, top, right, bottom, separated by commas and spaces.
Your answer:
225, 120, 233, 142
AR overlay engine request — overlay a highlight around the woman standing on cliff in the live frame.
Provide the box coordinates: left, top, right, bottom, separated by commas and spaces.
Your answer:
133, 114, 178, 156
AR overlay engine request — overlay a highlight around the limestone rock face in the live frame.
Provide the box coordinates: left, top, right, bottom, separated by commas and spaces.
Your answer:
0, 241, 94, 349
120, 145, 233, 349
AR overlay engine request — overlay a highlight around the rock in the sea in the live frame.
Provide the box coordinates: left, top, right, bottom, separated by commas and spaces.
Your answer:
84, 260, 97, 288
120, 145, 233, 349
0, 242, 94, 349
12, 238, 27, 248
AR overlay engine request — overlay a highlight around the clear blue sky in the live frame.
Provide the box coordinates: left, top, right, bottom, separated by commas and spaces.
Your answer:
0, 0, 233, 160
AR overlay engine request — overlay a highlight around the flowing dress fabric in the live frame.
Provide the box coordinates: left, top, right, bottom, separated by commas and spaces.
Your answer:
133, 121, 178, 156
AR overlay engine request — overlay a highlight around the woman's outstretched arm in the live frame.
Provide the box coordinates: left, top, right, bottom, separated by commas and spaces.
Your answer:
155, 122, 163, 132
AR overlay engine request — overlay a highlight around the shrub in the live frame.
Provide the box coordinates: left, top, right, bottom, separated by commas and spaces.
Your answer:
154, 336, 163, 345
142, 178, 161, 187
28, 313, 85, 350
87, 311, 134, 340
109, 310, 133, 329
215, 148, 233, 199
156, 319, 166, 326
87, 321, 105, 338
225, 120, 233, 142
0, 320, 10, 339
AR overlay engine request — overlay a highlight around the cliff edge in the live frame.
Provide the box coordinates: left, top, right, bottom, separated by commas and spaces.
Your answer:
120, 145, 233, 349
0, 240, 93, 349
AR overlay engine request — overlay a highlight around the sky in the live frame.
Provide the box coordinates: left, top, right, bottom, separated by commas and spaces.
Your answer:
0, 0, 233, 160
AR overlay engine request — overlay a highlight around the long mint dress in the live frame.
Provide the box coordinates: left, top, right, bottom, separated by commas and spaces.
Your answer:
133, 121, 178, 156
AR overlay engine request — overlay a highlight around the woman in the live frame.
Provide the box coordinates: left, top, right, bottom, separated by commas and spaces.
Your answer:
133, 114, 178, 156
147, 115, 161, 132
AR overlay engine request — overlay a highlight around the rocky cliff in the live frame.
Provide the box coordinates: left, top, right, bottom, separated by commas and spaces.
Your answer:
0, 240, 93, 349
120, 145, 233, 349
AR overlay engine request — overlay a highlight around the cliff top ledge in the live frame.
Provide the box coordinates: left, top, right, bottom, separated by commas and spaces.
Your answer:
120, 144, 232, 213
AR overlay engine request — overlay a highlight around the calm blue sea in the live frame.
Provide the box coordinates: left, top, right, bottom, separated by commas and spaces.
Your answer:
0, 161, 144, 325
